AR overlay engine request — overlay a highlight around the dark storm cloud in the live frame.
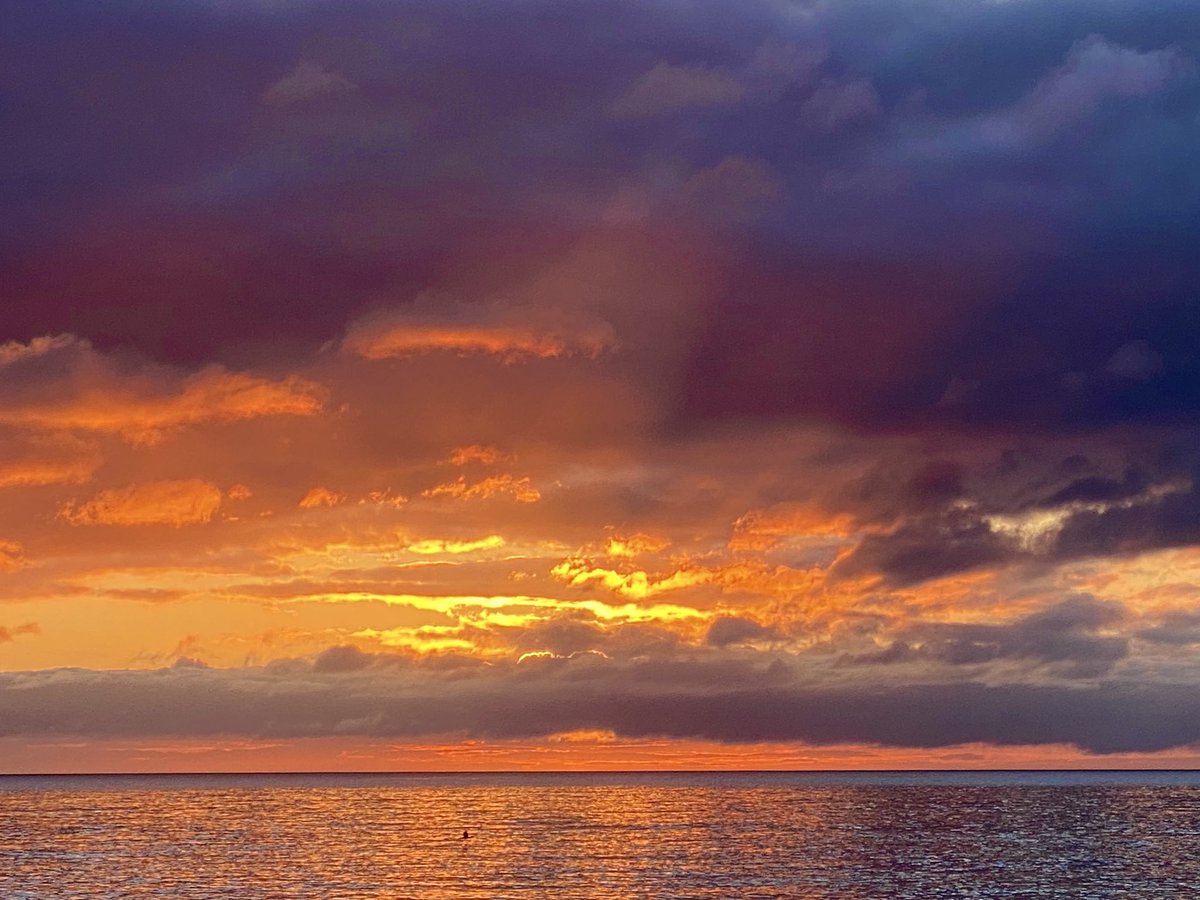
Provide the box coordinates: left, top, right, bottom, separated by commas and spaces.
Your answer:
2, 651, 1198, 754
1053, 478, 1200, 559
835, 507, 1011, 585
0, 0, 774, 361
838, 479, 1200, 586
669, 2, 1200, 435
1040, 468, 1150, 508
832, 443, 1200, 585
5, 0, 1194, 377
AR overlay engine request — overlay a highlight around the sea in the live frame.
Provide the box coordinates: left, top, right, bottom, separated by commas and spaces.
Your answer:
2, 771, 1199, 898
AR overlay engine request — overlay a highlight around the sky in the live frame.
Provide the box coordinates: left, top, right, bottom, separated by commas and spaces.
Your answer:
2, 0, 1200, 772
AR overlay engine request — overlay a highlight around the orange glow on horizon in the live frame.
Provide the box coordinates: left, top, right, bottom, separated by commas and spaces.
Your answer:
4, 735, 1199, 775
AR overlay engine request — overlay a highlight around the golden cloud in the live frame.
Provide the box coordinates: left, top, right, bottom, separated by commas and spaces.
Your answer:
407, 535, 506, 555
287, 591, 705, 627
551, 557, 711, 600
60, 480, 225, 527
360, 490, 408, 509
606, 533, 671, 558
422, 474, 541, 503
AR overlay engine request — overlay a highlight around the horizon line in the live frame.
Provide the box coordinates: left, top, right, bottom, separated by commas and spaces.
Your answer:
5, 767, 1200, 777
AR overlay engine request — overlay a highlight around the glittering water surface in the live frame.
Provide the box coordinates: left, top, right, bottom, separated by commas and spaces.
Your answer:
3, 772, 1200, 898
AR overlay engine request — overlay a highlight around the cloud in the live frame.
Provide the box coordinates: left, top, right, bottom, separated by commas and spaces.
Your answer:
1137, 611, 1200, 646
605, 533, 670, 559
312, 645, 373, 673
682, 156, 782, 221
851, 596, 1129, 676
343, 299, 615, 363
449, 445, 503, 466
551, 558, 710, 600
0, 437, 100, 489
1105, 339, 1164, 381
226, 484, 253, 501
0, 622, 38, 643
609, 62, 745, 118
0, 335, 76, 367
422, 474, 541, 503
836, 508, 1011, 586
511, 616, 609, 657
983, 35, 1182, 146
0, 337, 324, 443
799, 79, 881, 134
407, 535, 506, 555
298, 487, 345, 509
60, 480, 225, 527
706, 615, 777, 646
0, 541, 25, 572
747, 39, 829, 88
349, 324, 591, 360
260, 61, 356, 106
4, 654, 1200, 753
833, 459, 1198, 585
3, 0, 1200, 762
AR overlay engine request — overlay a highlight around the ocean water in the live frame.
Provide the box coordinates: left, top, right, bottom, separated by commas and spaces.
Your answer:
2, 771, 1199, 898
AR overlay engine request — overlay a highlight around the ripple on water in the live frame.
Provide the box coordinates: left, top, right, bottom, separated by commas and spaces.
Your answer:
1, 777, 1200, 897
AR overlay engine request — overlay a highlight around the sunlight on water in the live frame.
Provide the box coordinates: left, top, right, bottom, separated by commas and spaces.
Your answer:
2, 773, 1199, 897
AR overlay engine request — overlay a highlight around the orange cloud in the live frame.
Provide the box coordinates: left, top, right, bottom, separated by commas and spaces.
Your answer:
0, 432, 101, 489
422, 474, 541, 503
0, 622, 38, 642
360, 491, 408, 509
226, 484, 253, 501
346, 323, 610, 362
0, 338, 323, 443
606, 533, 671, 558
60, 480, 225, 527
0, 541, 25, 571
0, 455, 99, 489
342, 298, 615, 363
298, 487, 345, 509
730, 503, 856, 551
449, 445, 503, 466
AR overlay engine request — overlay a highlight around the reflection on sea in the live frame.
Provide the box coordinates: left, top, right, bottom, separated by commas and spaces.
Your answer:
2, 772, 1199, 897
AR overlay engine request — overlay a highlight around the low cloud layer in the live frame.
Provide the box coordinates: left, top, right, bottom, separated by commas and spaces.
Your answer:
4, 654, 1200, 755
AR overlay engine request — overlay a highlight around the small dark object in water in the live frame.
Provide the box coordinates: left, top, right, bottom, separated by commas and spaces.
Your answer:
462, 830, 470, 839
